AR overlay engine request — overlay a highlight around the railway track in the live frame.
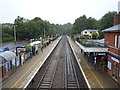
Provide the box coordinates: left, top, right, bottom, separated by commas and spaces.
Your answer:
64, 40, 80, 89
27, 36, 89, 89
36, 37, 63, 89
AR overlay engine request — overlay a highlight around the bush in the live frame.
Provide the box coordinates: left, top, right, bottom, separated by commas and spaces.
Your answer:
83, 35, 90, 39
92, 32, 99, 39
3, 36, 14, 42
23, 44, 32, 52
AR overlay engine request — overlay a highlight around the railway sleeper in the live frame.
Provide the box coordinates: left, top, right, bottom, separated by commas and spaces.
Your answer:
67, 86, 78, 88
43, 78, 51, 80
39, 85, 50, 88
67, 81, 77, 84
42, 81, 51, 84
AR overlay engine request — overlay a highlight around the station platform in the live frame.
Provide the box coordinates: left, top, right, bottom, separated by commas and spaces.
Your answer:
2, 37, 62, 88
68, 37, 119, 88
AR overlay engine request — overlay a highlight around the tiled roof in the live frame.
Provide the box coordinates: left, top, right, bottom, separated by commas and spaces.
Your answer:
102, 24, 120, 32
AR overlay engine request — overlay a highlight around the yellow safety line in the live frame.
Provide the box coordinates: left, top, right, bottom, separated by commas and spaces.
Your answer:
68, 39, 104, 88
11, 50, 48, 88
83, 59, 104, 88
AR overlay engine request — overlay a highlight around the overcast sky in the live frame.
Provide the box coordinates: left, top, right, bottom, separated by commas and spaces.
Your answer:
0, 0, 120, 24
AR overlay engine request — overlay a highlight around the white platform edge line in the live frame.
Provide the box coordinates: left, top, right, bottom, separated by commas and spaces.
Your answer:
24, 36, 62, 88
67, 36, 91, 89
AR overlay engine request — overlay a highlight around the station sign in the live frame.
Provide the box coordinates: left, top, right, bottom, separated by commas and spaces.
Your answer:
16, 47, 26, 55
98, 53, 106, 55
111, 57, 119, 63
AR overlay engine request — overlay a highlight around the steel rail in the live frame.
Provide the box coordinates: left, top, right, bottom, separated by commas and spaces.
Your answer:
36, 38, 63, 89
64, 39, 80, 89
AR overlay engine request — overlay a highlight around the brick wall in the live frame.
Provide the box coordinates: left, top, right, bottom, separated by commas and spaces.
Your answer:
104, 32, 120, 55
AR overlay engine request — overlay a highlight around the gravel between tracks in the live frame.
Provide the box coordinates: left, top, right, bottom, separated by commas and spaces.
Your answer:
27, 36, 88, 89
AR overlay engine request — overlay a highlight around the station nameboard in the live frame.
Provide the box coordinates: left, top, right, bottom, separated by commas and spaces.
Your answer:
16, 47, 26, 55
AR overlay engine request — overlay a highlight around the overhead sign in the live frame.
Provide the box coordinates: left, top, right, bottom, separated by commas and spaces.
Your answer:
98, 53, 106, 55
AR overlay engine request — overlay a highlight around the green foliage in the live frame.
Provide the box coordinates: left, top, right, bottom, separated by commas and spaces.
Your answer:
2, 11, 116, 42
54, 23, 73, 35
2, 24, 14, 42
2, 16, 60, 42
23, 44, 32, 52
98, 11, 116, 39
2, 26, 14, 42
14, 16, 59, 40
83, 35, 90, 39
73, 15, 98, 33
92, 32, 99, 39
72, 11, 116, 39
72, 34, 80, 41
99, 11, 116, 30
2, 35, 14, 42
99, 32, 104, 39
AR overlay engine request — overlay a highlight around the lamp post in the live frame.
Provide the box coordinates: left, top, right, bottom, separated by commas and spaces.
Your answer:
14, 25, 16, 46
44, 28, 45, 38
0, 24, 2, 47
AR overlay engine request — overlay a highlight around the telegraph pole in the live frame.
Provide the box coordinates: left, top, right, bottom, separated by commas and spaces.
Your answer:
44, 28, 45, 38
14, 25, 16, 46
0, 24, 2, 48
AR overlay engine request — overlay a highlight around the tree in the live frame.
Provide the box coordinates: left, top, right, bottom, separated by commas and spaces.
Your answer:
73, 15, 87, 32
98, 11, 116, 39
72, 15, 98, 34
2, 24, 14, 42
13, 16, 60, 40
99, 11, 116, 30
54, 23, 73, 35
86, 17, 98, 29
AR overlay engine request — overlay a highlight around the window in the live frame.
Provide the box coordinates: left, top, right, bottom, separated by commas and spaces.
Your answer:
118, 35, 120, 48
114, 35, 117, 47
85, 31, 87, 34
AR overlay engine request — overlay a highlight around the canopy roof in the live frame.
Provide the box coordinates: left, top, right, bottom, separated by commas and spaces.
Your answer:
0, 51, 16, 62
102, 24, 120, 32
30, 41, 41, 46
75, 41, 108, 53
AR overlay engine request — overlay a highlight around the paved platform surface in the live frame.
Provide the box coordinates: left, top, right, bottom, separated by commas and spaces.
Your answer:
2, 37, 61, 88
69, 37, 119, 88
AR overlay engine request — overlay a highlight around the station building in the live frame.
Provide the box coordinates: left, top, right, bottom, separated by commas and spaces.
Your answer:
81, 29, 99, 39
103, 11, 120, 83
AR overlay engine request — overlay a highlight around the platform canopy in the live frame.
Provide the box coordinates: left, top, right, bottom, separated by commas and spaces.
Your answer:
30, 41, 41, 46
75, 41, 108, 53
0, 51, 16, 65
102, 24, 120, 32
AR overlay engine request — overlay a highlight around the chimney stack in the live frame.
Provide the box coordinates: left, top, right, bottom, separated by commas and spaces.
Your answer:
114, 1, 120, 25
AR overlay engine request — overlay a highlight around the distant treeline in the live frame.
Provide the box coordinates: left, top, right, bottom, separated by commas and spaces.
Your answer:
72, 11, 116, 39
2, 11, 116, 42
2, 16, 60, 42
